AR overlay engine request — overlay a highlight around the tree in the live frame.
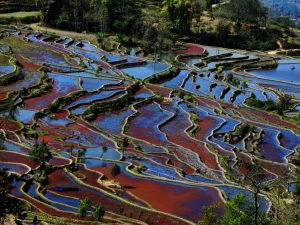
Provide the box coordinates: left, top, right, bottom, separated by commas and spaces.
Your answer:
198, 203, 220, 225
217, 0, 267, 26
219, 194, 273, 225
92, 203, 106, 221
102, 146, 108, 153
35, 0, 55, 24
78, 148, 87, 158
106, 0, 142, 34
0, 132, 5, 149
241, 80, 248, 89
216, 21, 230, 42
0, 170, 24, 220
277, 93, 292, 115
220, 195, 254, 225
78, 197, 92, 219
161, 0, 193, 33
69, 0, 84, 31
29, 142, 53, 167
0, 170, 13, 218
144, 26, 159, 53
101, 146, 108, 158
7, 100, 16, 120
294, 182, 300, 203
29, 142, 53, 181
241, 162, 270, 225
110, 164, 120, 179
88, 0, 109, 35
122, 137, 129, 147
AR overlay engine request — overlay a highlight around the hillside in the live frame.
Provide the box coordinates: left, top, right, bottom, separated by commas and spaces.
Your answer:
1, 1, 300, 225
0, 0, 37, 13
262, 0, 300, 25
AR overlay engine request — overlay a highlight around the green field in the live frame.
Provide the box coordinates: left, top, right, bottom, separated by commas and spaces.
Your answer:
0, 11, 40, 18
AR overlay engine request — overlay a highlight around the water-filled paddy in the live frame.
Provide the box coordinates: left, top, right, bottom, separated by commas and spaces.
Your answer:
1, 30, 299, 224
250, 63, 300, 84
121, 61, 170, 79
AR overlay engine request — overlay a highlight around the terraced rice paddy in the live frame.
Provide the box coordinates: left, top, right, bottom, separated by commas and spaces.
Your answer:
0, 27, 300, 224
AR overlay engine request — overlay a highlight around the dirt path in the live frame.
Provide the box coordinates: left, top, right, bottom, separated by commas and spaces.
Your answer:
29, 23, 98, 45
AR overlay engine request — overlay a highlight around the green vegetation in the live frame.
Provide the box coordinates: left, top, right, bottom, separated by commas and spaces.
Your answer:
19, 73, 53, 99
92, 204, 106, 221
48, 90, 87, 112
110, 164, 121, 180
187, 111, 201, 136
29, 142, 52, 164
219, 195, 272, 225
0, 171, 25, 221
0, 1, 300, 224
83, 83, 140, 121
246, 93, 293, 115
0, 133, 5, 149
78, 197, 92, 219
0, 64, 22, 86
33, 0, 299, 52
145, 67, 180, 84
198, 202, 220, 225
0, 11, 40, 24
226, 73, 241, 87
0, 0, 36, 13
29, 142, 53, 183
292, 111, 300, 126
0, 11, 40, 18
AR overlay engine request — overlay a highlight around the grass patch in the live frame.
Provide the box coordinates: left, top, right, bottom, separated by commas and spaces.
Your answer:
0, 54, 9, 64
0, 36, 41, 52
0, 11, 40, 24
0, 11, 40, 18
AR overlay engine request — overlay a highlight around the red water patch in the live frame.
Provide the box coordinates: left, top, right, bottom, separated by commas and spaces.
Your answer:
261, 160, 289, 177
133, 86, 153, 98
0, 151, 38, 169
15, 55, 41, 71
47, 169, 186, 224
38, 135, 63, 148
159, 106, 221, 171
36, 124, 78, 150
0, 118, 22, 131
33, 114, 69, 144
208, 141, 235, 159
11, 190, 78, 219
242, 108, 299, 132
24, 76, 80, 110
176, 43, 205, 55
127, 103, 170, 146
0, 93, 7, 100
195, 116, 217, 140
104, 82, 132, 90
197, 98, 220, 109
50, 110, 69, 120
92, 163, 224, 221
195, 117, 235, 158
240, 163, 276, 182
49, 157, 71, 167
0, 150, 70, 169
148, 153, 195, 174
166, 131, 220, 171
5, 131, 20, 143
146, 84, 172, 97
125, 148, 195, 174
68, 122, 113, 147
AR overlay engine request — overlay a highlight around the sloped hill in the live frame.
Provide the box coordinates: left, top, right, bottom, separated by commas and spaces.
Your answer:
0, 0, 37, 13
262, 0, 300, 25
